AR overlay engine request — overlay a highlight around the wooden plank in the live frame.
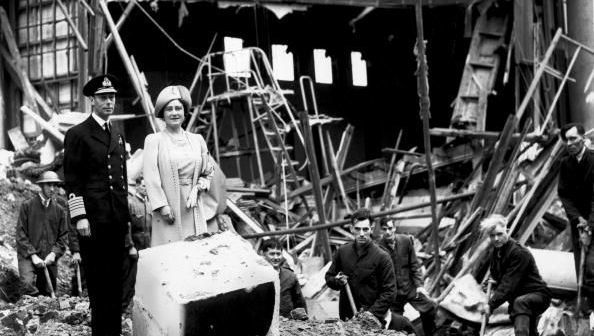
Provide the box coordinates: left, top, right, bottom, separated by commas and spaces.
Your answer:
99, 0, 158, 132
225, 198, 264, 234
489, 120, 532, 214
20, 106, 64, 143
517, 177, 558, 244
336, 124, 354, 167
242, 191, 476, 239
381, 130, 403, 206
55, 0, 88, 50
325, 132, 351, 212
430, 127, 551, 143
179, 0, 476, 8
508, 139, 563, 235
468, 115, 516, 212
78, 2, 89, 114
0, 44, 54, 119
288, 159, 383, 199
299, 111, 332, 262
104, 0, 135, 49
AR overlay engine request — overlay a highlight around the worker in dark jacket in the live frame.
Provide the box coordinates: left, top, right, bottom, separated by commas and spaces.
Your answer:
558, 123, 594, 311
260, 238, 307, 318
16, 171, 69, 296
325, 208, 396, 326
64, 74, 134, 336
378, 218, 436, 335
475, 214, 551, 336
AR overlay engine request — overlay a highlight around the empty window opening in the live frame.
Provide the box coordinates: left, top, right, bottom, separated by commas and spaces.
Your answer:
351, 52, 368, 87
223, 36, 250, 77
272, 44, 295, 81
313, 49, 333, 84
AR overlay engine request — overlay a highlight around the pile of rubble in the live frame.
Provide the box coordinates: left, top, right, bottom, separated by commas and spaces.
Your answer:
0, 295, 132, 336
279, 316, 411, 336
0, 179, 38, 248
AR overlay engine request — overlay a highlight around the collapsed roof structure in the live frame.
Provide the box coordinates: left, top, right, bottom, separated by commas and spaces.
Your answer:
1, 0, 594, 335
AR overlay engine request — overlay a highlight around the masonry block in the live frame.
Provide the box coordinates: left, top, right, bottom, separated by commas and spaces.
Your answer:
133, 232, 279, 336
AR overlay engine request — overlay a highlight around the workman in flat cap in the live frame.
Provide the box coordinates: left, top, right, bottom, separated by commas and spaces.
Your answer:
63, 74, 134, 336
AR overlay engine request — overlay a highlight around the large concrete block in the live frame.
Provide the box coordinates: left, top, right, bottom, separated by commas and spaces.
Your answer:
133, 232, 279, 336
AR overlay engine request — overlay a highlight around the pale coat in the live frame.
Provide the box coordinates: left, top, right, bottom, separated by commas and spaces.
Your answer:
143, 131, 214, 246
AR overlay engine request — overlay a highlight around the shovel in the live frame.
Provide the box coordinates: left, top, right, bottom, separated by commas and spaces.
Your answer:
75, 263, 83, 296
42, 265, 56, 299
480, 279, 496, 336
42, 265, 69, 309
338, 272, 358, 315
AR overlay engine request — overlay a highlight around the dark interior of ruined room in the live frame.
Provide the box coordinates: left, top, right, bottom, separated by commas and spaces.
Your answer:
105, 2, 512, 186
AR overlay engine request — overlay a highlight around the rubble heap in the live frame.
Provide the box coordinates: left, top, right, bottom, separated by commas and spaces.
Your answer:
279, 316, 411, 336
0, 294, 132, 336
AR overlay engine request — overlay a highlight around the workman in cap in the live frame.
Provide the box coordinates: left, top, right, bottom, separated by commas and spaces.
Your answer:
64, 74, 134, 336
16, 171, 69, 296
325, 208, 397, 328
378, 217, 436, 335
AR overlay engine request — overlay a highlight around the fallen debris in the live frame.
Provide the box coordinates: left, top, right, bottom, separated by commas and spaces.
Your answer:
279, 315, 411, 336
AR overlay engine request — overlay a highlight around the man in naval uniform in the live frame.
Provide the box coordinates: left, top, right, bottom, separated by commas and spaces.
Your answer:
63, 74, 132, 336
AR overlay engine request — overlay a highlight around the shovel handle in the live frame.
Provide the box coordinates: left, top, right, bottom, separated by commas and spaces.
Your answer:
480, 279, 496, 336
345, 281, 358, 316
42, 266, 56, 299
76, 263, 83, 295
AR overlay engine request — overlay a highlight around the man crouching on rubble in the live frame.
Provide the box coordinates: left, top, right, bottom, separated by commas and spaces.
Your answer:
16, 171, 69, 296
378, 218, 436, 335
260, 238, 308, 319
473, 214, 551, 336
325, 208, 397, 328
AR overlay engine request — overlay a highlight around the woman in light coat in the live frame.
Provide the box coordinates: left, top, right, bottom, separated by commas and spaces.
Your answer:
143, 85, 215, 246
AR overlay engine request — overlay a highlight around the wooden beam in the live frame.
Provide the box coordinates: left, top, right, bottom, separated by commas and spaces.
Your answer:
299, 110, 332, 262
325, 131, 351, 212
56, 0, 88, 50
98, 0, 158, 132
170, 0, 475, 8
104, 0, 135, 49
288, 159, 383, 199
20, 106, 64, 144
415, 0, 441, 284
0, 45, 54, 119
430, 127, 553, 143
225, 199, 264, 234
242, 191, 476, 239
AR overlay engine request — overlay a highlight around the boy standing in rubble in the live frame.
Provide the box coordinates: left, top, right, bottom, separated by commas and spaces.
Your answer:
16, 171, 69, 296
260, 238, 308, 319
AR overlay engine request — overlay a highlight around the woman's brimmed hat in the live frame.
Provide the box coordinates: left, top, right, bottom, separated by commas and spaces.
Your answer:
36, 171, 63, 184
154, 85, 192, 118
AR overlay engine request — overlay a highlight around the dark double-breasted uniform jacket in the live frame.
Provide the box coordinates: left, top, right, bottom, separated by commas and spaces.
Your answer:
63, 115, 131, 335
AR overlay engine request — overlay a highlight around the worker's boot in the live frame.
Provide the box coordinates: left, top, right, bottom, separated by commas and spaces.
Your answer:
420, 307, 436, 336
513, 314, 530, 336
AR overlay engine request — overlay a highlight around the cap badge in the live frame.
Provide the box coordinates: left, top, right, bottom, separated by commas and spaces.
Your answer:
102, 77, 112, 88
170, 86, 181, 98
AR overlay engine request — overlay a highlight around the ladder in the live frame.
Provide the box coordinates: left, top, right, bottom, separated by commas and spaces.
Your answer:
187, 47, 305, 189
450, 0, 510, 131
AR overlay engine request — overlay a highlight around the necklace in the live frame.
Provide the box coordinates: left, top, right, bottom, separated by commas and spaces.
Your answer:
164, 129, 188, 145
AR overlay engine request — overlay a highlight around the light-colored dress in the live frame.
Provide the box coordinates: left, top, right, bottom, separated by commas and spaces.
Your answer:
143, 131, 214, 247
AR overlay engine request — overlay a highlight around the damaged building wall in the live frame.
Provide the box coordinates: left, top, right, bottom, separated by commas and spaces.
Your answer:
103, 2, 472, 182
